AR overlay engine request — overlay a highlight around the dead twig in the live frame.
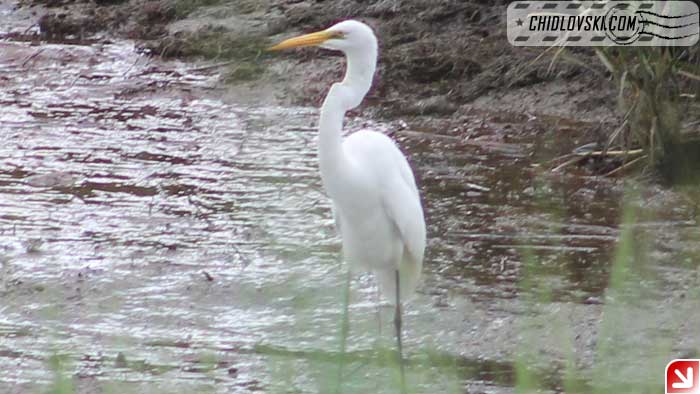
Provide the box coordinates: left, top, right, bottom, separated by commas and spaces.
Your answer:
677, 69, 700, 82
603, 155, 647, 177
578, 149, 644, 157
466, 182, 490, 192
551, 156, 584, 172
551, 148, 644, 172
21, 48, 45, 68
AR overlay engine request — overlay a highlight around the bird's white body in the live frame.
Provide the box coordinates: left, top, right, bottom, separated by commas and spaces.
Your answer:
313, 20, 426, 304
330, 130, 424, 303
269, 19, 424, 388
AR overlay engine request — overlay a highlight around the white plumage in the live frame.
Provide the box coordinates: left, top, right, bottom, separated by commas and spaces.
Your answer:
308, 20, 426, 305
269, 20, 425, 389
332, 129, 425, 304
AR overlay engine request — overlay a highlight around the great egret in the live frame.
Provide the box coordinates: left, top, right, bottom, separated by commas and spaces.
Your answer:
269, 20, 426, 390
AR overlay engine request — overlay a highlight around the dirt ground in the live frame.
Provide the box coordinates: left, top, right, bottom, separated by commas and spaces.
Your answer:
13, 0, 619, 129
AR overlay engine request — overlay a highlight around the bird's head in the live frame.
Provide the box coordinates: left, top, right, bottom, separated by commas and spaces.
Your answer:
268, 20, 377, 54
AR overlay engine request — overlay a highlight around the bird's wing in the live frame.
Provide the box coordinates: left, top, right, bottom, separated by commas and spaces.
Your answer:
395, 148, 420, 199
381, 154, 426, 264
342, 129, 425, 263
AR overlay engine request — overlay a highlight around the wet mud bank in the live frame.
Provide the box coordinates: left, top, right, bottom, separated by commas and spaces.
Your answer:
11, 0, 617, 122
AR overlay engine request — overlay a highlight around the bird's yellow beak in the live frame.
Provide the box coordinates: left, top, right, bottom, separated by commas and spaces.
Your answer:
267, 29, 342, 51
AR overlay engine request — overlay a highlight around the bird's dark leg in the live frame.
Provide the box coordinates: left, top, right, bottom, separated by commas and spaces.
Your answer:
376, 279, 383, 340
394, 270, 407, 394
335, 270, 351, 394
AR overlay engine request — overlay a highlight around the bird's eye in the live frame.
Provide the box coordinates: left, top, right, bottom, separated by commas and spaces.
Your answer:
330, 31, 346, 39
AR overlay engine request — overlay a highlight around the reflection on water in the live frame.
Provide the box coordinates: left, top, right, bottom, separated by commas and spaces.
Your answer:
2, 12, 700, 394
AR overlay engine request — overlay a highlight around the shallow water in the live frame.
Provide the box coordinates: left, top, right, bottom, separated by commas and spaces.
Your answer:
2, 5, 700, 394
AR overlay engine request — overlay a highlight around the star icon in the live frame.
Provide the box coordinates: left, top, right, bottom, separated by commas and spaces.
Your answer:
516, 18, 524, 27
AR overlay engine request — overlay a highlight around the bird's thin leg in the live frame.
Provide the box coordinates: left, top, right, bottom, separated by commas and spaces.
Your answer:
376, 279, 382, 340
335, 270, 351, 394
394, 270, 407, 394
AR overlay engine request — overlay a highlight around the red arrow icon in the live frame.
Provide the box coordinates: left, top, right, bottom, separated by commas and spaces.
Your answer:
666, 359, 700, 394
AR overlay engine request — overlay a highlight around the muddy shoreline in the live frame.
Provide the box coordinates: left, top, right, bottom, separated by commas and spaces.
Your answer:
12, 0, 618, 128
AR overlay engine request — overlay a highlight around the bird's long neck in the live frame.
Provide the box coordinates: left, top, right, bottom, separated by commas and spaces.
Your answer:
318, 46, 377, 198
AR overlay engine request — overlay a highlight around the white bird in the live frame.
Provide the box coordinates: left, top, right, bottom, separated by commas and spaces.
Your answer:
269, 20, 426, 390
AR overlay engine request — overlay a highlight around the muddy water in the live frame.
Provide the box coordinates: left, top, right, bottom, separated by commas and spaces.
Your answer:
2, 7, 700, 394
